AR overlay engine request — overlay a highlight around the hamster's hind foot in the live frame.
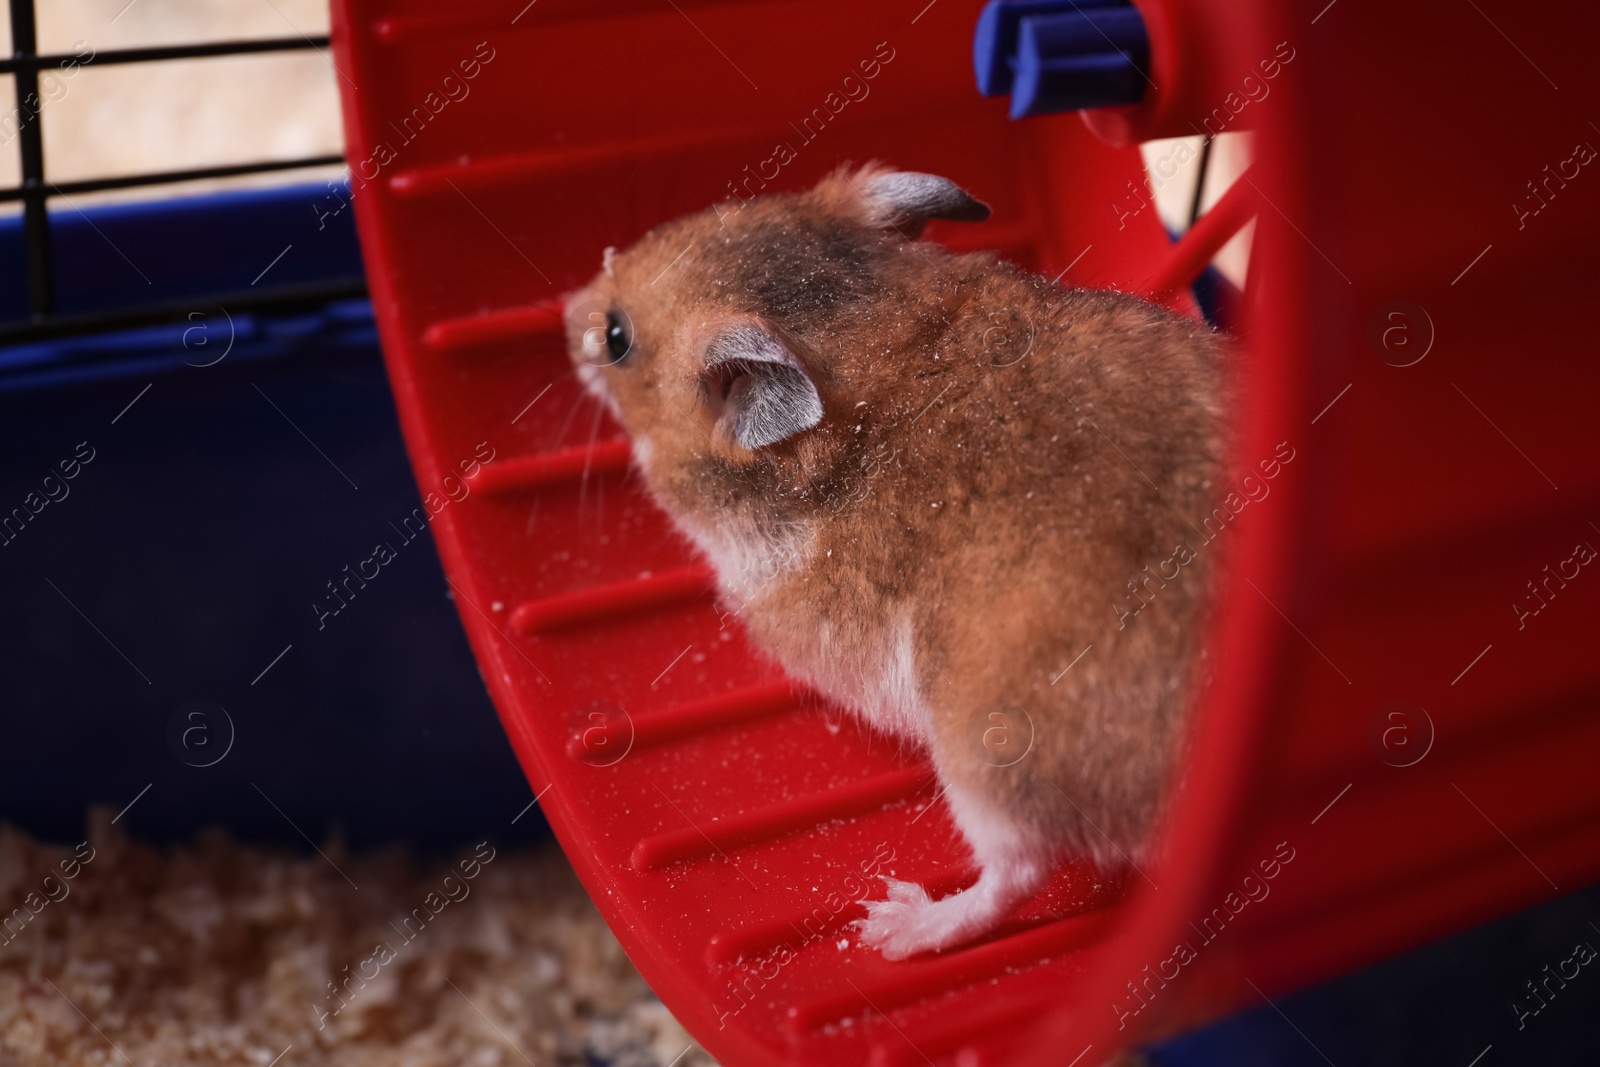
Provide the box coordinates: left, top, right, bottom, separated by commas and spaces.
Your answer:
855, 860, 1047, 960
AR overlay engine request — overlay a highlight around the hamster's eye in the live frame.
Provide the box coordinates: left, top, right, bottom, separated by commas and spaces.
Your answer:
604, 310, 632, 364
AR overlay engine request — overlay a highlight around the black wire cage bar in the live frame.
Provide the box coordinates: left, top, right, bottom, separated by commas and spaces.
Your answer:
2, 0, 364, 339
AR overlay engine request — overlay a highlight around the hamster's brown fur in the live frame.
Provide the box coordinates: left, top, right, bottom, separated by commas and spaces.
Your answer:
564, 164, 1222, 959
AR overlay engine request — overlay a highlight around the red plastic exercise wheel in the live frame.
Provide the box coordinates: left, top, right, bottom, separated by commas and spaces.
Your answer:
328, 1, 1600, 1063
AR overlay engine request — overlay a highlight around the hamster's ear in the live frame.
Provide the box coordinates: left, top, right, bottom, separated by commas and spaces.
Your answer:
701, 324, 822, 450
857, 169, 990, 238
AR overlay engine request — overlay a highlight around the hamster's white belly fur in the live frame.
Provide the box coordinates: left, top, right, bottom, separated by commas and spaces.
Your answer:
670, 503, 932, 749
802, 612, 931, 748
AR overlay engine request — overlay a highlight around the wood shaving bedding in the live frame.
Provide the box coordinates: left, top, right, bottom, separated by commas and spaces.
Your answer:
0, 809, 717, 1067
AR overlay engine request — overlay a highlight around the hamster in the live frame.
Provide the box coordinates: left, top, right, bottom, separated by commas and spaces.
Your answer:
563, 164, 1223, 959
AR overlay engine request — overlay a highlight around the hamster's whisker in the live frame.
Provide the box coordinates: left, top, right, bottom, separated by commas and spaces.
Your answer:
576, 393, 607, 526
549, 369, 591, 447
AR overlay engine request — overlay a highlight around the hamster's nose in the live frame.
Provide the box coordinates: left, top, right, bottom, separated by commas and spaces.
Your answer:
581, 320, 609, 362
562, 286, 598, 355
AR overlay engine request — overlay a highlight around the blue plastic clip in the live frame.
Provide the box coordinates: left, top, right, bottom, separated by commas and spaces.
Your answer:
972, 0, 1150, 119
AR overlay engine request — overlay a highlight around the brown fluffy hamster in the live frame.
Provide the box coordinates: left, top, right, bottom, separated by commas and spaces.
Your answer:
563, 164, 1222, 959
